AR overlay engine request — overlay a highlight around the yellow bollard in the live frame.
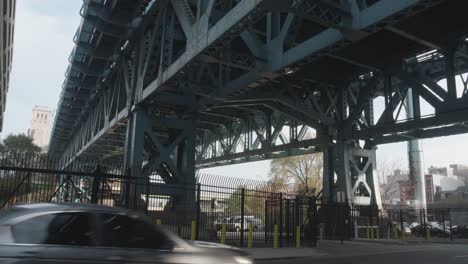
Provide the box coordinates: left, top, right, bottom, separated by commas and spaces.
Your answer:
320, 223, 323, 240
426, 226, 430, 241
370, 225, 374, 240
274, 224, 279, 249
155, 219, 161, 225
190, 221, 196, 241
296, 225, 301, 248
393, 224, 398, 240
401, 228, 406, 241
376, 227, 380, 239
220, 224, 226, 244
366, 224, 370, 239
248, 224, 253, 248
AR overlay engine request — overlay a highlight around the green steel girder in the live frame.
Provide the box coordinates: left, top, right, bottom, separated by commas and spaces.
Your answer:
195, 110, 318, 167
50, 0, 468, 179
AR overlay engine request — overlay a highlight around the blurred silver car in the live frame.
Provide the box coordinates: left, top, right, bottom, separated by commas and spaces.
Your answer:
0, 203, 253, 264
393, 222, 411, 235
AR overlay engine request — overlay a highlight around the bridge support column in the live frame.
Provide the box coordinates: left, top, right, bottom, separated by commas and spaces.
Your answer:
123, 106, 149, 209
322, 139, 382, 209
123, 106, 197, 211
320, 134, 335, 203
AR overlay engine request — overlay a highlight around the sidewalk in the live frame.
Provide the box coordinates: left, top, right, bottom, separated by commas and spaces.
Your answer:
245, 247, 326, 260
245, 240, 391, 260
245, 239, 468, 260
354, 238, 468, 245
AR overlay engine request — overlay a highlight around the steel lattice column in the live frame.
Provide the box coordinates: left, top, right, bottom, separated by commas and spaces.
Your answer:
123, 106, 148, 209
322, 136, 382, 209
320, 132, 334, 203
123, 106, 197, 211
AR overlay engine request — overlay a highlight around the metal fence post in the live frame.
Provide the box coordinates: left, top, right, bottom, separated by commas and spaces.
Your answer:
311, 197, 317, 247
196, 183, 201, 240
419, 210, 424, 237
423, 209, 427, 235
378, 210, 382, 239
90, 165, 101, 204
240, 188, 245, 247
265, 199, 268, 246
442, 210, 446, 238
399, 209, 404, 241
279, 192, 283, 248
296, 224, 301, 248
285, 199, 290, 246
295, 196, 300, 245
341, 203, 345, 243
388, 211, 391, 239
124, 168, 131, 208
448, 208, 453, 241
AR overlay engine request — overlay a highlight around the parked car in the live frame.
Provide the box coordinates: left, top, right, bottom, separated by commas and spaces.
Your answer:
410, 223, 450, 237
0, 203, 253, 264
452, 225, 468, 238
393, 222, 412, 235
232, 218, 263, 232
246, 218, 263, 232
214, 217, 231, 231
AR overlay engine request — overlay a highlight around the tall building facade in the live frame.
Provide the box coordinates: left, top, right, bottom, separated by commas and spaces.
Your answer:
0, 0, 16, 131
28, 106, 52, 150
450, 164, 468, 185
384, 167, 466, 205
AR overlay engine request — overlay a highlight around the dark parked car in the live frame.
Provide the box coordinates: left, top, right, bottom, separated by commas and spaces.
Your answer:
410, 223, 450, 237
452, 226, 468, 238
0, 203, 253, 264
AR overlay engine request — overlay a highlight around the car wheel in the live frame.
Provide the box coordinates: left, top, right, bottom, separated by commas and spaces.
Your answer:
236, 227, 241, 232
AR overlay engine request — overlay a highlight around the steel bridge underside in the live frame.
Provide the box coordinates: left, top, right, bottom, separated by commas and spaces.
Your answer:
49, 0, 468, 206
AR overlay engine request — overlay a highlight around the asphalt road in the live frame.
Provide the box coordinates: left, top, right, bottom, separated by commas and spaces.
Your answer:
255, 242, 468, 264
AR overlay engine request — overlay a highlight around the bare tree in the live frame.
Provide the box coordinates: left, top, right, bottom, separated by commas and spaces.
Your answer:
268, 153, 323, 196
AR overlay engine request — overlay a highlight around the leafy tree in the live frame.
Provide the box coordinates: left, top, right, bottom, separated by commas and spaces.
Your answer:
223, 186, 267, 218
0, 134, 41, 153
268, 153, 323, 196
0, 134, 44, 168
224, 188, 243, 214
0, 134, 54, 206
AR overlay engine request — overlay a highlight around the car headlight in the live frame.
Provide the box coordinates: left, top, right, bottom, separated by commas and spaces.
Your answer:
233, 256, 253, 264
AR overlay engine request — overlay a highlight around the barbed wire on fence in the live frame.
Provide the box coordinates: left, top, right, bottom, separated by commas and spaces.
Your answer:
196, 173, 302, 195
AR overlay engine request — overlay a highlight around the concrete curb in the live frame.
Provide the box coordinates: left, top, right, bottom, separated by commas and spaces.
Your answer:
254, 256, 307, 261
354, 238, 468, 245
246, 248, 327, 261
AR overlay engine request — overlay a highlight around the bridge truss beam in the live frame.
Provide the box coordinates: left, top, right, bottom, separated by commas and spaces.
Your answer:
49, 0, 468, 210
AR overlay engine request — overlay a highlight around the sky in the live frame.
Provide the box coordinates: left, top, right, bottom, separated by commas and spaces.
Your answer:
3, 0, 468, 181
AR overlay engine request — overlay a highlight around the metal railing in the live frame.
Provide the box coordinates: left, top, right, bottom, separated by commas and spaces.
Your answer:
0, 151, 318, 248
351, 206, 468, 241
